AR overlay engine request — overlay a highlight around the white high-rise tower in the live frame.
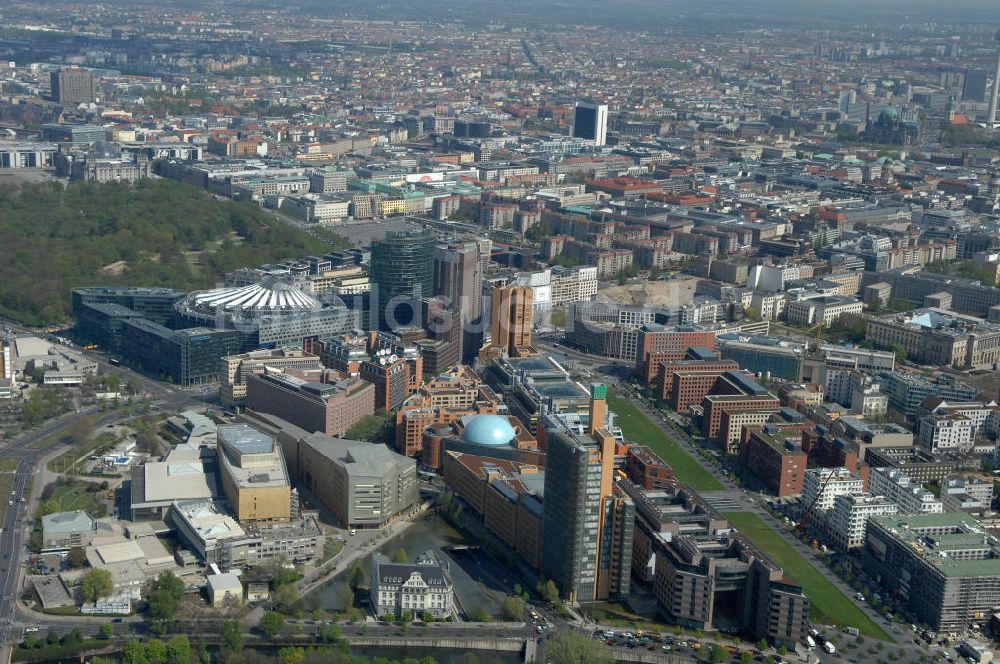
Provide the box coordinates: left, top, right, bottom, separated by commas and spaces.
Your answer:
989, 29, 1000, 128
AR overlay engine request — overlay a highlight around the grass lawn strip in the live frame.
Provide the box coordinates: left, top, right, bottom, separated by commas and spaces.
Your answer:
48, 481, 108, 517
607, 392, 723, 491
724, 512, 892, 641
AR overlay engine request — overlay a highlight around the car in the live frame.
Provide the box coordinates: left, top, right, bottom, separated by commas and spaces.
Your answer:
112, 618, 123, 623
24, 627, 38, 633
662, 646, 672, 652
349, 529, 357, 536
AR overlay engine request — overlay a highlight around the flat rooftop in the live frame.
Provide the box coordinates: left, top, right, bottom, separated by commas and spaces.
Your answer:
870, 512, 1000, 577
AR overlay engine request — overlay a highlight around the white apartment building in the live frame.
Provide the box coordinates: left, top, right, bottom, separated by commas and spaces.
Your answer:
802, 468, 863, 514
522, 265, 598, 311
941, 475, 993, 514
278, 194, 350, 224
918, 399, 1000, 437
821, 367, 855, 406
868, 467, 943, 514
827, 493, 898, 551
851, 382, 888, 419
750, 292, 786, 320
917, 415, 977, 453
785, 296, 864, 327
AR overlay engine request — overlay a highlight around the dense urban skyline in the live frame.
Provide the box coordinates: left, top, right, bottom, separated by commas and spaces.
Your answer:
3, 2, 1000, 664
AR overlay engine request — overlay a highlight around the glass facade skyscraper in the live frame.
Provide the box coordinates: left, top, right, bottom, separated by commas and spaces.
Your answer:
370, 228, 435, 329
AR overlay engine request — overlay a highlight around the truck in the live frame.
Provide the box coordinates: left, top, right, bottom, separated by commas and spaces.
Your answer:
822, 642, 836, 654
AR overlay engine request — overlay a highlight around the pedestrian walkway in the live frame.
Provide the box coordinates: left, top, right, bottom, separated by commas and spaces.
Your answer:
701, 493, 742, 511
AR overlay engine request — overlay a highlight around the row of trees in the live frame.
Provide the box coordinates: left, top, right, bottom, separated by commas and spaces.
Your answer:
120, 636, 195, 664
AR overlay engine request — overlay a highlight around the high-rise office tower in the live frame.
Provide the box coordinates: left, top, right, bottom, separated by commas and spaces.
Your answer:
963, 69, 989, 102
837, 89, 855, 115
0, 343, 10, 381
50, 67, 96, 104
572, 101, 608, 146
489, 285, 533, 357
370, 228, 435, 330
540, 387, 634, 602
434, 241, 483, 362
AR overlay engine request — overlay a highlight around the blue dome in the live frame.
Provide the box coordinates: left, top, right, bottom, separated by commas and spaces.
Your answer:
462, 415, 517, 446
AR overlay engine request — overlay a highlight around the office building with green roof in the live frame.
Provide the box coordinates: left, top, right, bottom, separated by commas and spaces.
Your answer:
863, 512, 1000, 631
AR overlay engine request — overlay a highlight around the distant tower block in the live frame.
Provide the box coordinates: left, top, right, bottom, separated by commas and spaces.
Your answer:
989, 28, 1000, 128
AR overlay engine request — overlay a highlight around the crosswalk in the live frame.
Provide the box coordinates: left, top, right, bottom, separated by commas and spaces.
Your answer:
701, 493, 742, 512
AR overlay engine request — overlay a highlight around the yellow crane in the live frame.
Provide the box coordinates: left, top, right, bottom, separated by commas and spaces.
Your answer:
806, 320, 824, 351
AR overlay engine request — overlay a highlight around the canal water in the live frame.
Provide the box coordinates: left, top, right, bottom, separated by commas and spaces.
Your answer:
307, 513, 502, 619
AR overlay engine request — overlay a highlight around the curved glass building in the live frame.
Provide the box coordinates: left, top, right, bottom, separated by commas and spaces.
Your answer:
370, 228, 435, 329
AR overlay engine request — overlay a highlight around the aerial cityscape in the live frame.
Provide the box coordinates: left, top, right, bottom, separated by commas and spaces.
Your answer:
5, 1, 1000, 664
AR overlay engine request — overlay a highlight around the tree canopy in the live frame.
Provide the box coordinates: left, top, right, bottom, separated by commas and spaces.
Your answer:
81, 568, 113, 602
259, 611, 285, 638
147, 571, 186, 631
0, 178, 346, 325
545, 632, 612, 664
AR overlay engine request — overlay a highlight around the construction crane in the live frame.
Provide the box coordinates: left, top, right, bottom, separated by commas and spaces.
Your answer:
806, 320, 824, 352
796, 467, 839, 533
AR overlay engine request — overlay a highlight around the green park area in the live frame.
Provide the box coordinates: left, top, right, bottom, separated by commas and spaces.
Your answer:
607, 392, 722, 491
0, 178, 349, 326
39, 480, 109, 518
724, 512, 892, 641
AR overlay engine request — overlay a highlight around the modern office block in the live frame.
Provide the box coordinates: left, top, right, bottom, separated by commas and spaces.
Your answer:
572, 101, 609, 146
489, 285, 533, 356
370, 228, 435, 329
245, 369, 375, 437
217, 424, 292, 523
120, 319, 240, 386
540, 410, 632, 602
50, 67, 96, 103
863, 512, 1000, 631
72, 286, 186, 327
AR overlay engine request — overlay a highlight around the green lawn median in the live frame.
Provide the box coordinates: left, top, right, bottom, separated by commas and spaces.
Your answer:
607, 391, 722, 491
724, 512, 892, 641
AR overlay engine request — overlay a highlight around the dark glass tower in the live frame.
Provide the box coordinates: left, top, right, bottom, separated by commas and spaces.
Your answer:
370, 228, 435, 330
